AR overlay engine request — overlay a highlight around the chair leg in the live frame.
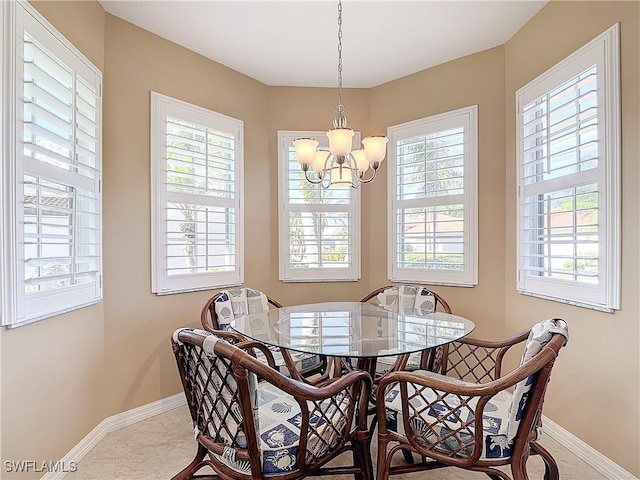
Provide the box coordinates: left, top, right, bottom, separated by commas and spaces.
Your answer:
531, 441, 560, 480
401, 449, 415, 464
351, 448, 363, 480
511, 454, 530, 480
368, 413, 378, 436
477, 465, 511, 480
171, 443, 208, 480
376, 435, 391, 480
352, 433, 373, 480
485, 472, 511, 480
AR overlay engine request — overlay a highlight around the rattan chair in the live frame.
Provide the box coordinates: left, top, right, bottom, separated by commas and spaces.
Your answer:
172, 327, 373, 480
201, 288, 323, 380
376, 318, 569, 480
360, 284, 452, 375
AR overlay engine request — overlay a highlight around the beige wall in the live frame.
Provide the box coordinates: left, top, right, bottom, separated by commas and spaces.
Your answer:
504, 1, 640, 475
1, 2, 107, 478
2, 0, 639, 478
101, 15, 270, 415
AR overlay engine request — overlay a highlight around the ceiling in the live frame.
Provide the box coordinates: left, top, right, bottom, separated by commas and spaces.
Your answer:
99, 0, 547, 88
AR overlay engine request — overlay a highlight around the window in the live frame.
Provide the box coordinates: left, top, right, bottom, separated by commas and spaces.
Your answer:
277, 131, 361, 282
0, 2, 103, 327
516, 25, 620, 312
150, 93, 243, 294
387, 106, 478, 286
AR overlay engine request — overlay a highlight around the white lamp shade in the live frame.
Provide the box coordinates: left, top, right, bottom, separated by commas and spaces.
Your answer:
293, 138, 319, 165
362, 136, 388, 164
350, 149, 369, 174
326, 128, 354, 157
313, 150, 330, 174
329, 164, 353, 187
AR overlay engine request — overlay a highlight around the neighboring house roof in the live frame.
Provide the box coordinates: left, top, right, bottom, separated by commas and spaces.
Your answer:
541, 210, 596, 229
24, 195, 71, 210
403, 212, 463, 234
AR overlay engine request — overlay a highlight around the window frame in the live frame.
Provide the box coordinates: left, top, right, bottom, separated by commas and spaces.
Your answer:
1, 0, 103, 327
150, 92, 244, 295
387, 105, 478, 287
515, 24, 620, 312
277, 130, 361, 282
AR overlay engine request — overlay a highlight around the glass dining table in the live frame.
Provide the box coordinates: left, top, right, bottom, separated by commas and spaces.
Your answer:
229, 301, 475, 383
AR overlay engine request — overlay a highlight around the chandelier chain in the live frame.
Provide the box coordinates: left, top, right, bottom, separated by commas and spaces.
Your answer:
291, 0, 386, 188
336, 0, 344, 116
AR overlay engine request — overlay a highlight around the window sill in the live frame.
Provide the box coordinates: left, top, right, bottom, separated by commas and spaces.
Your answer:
3, 299, 102, 329
517, 289, 615, 314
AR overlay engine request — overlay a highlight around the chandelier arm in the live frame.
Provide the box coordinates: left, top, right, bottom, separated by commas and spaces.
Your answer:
357, 168, 378, 184
303, 169, 325, 184
350, 164, 359, 188
324, 153, 335, 171
320, 172, 333, 189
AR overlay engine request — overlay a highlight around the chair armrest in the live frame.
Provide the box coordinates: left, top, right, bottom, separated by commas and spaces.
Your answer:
204, 327, 245, 343
235, 340, 277, 369
379, 344, 556, 400
455, 329, 530, 349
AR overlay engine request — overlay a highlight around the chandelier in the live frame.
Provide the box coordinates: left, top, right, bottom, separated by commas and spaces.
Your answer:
293, 0, 388, 189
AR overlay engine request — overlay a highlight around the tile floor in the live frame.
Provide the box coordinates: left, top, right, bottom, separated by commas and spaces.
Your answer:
68, 404, 607, 480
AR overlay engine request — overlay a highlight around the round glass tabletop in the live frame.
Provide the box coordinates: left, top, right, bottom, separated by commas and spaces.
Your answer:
229, 301, 475, 359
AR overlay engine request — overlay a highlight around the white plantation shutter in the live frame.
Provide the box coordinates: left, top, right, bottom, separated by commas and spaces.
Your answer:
151, 93, 243, 293
388, 106, 477, 286
516, 25, 620, 311
1, 2, 102, 327
277, 131, 361, 282
286, 310, 353, 355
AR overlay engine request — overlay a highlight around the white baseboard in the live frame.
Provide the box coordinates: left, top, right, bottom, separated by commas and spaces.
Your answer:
105, 392, 186, 432
41, 396, 636, 480
543, 415, 638, 480
41, 393, 187, 480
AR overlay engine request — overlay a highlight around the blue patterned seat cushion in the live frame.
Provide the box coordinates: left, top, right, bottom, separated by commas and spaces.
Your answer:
215, 380, 344, 475
383, 319, 567, 461
255, 382, 305, 474
176, 328, 343, 476
384, 371, 516, 460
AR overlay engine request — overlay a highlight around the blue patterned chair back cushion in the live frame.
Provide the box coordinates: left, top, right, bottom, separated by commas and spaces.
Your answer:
213, 288, 269, 328
506, 318, 569, 441
173, 328, 351, 475
213, 288, 321, 377
376, 285, 436, 315
374, 285, 437, 374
